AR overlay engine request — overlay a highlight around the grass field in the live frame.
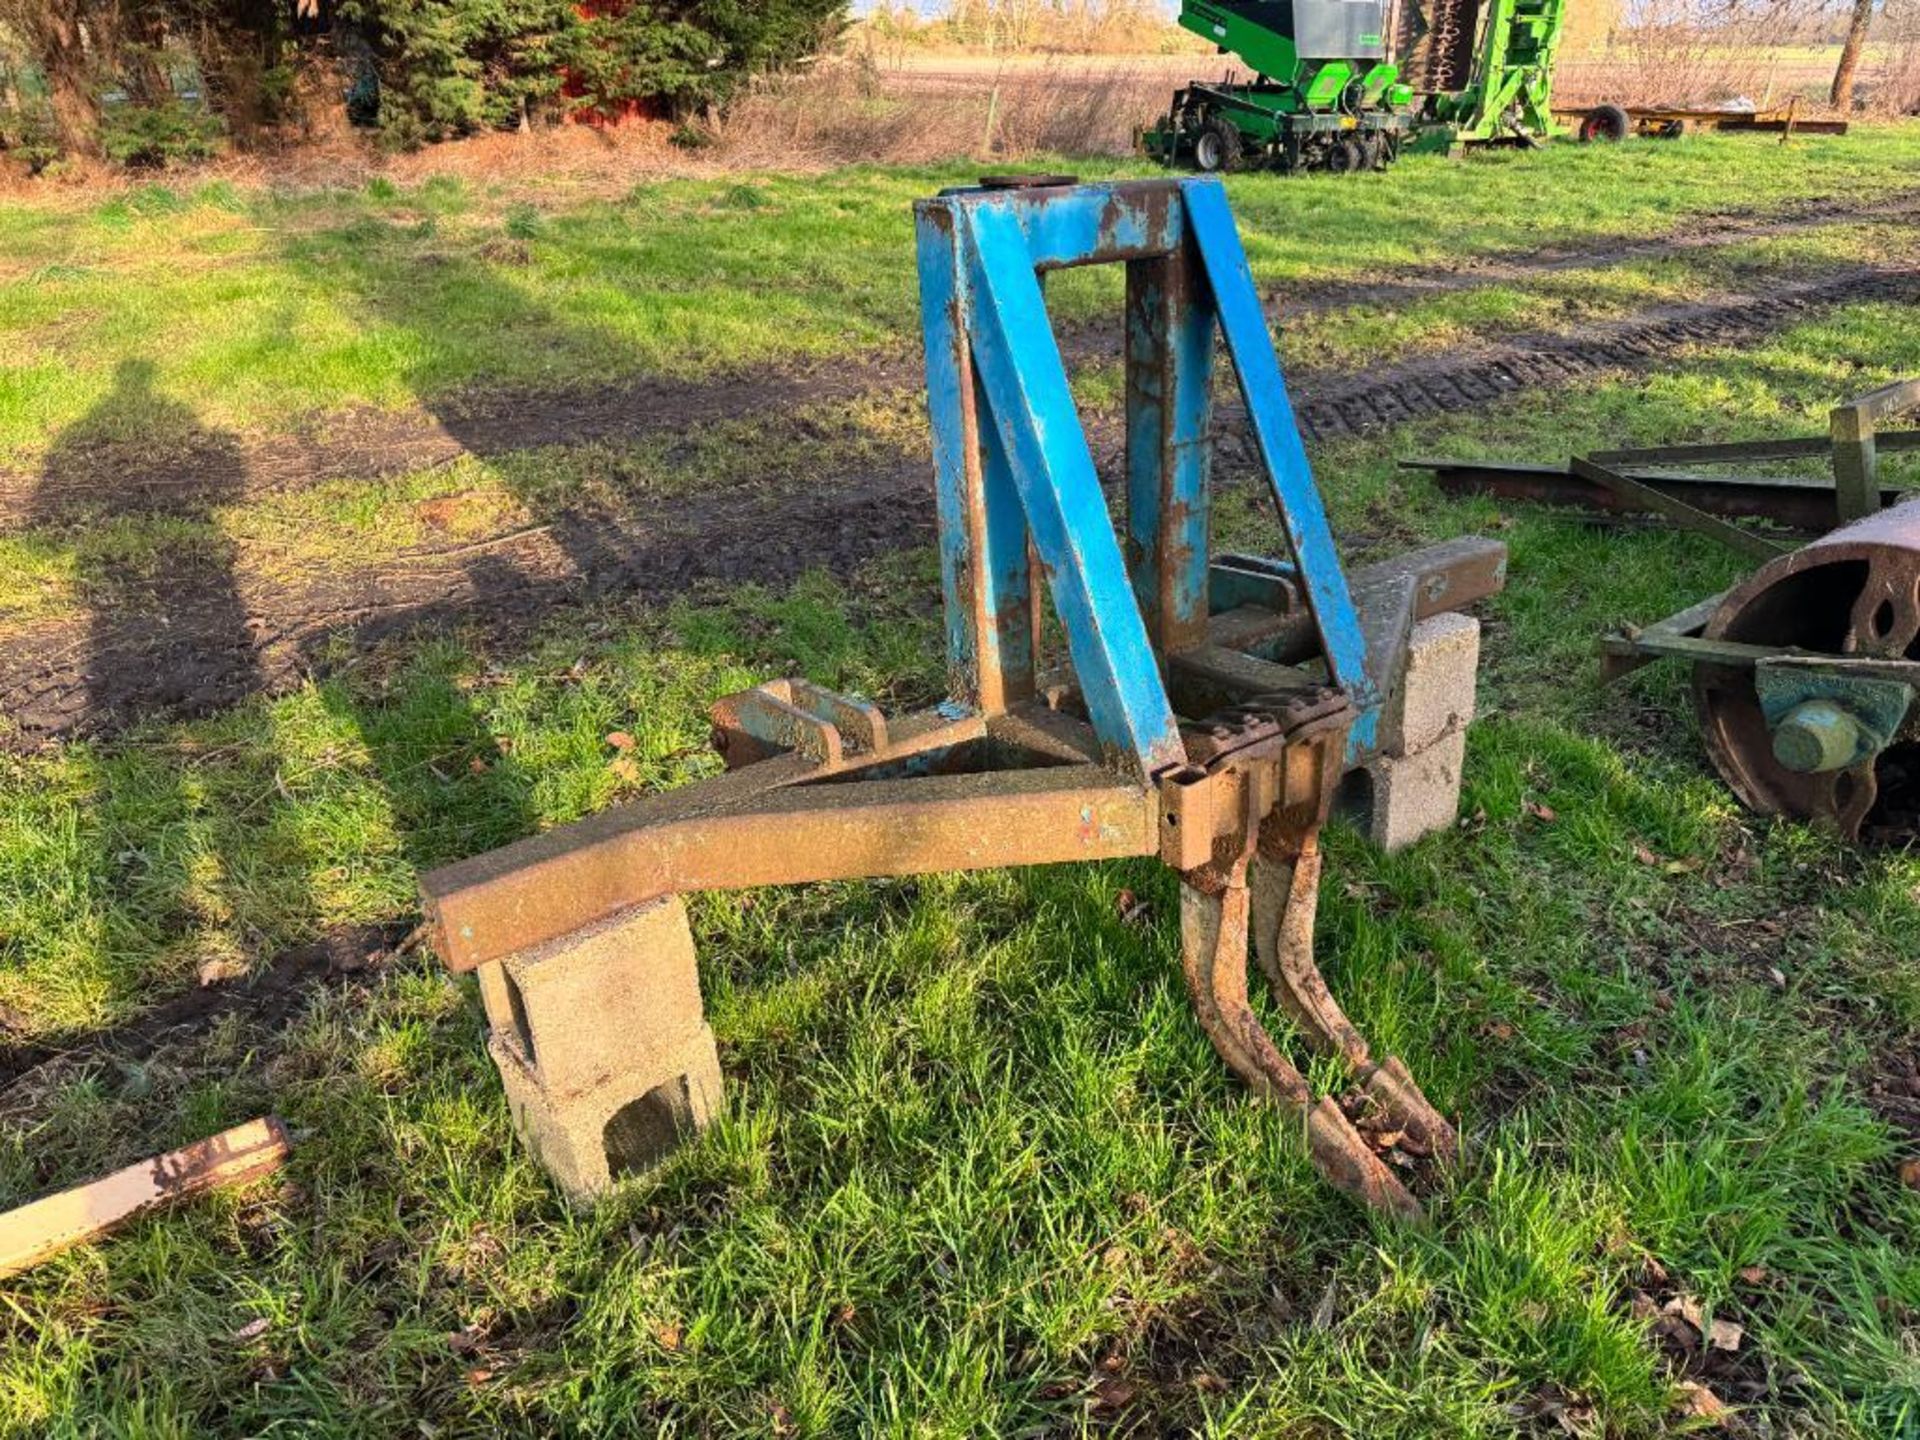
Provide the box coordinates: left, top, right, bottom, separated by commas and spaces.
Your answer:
2, 129, 1920, 1437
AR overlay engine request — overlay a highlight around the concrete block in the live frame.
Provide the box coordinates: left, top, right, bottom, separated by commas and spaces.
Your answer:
481, 897, 707, 1099
1397, 611, 1481, 754
1360, 726, 1469, 853
475, 896, 724, 1200
490, 1025, 722, 1200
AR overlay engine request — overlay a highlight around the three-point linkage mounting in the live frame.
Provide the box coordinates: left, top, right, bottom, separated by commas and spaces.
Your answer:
421, 177, 1505, 1219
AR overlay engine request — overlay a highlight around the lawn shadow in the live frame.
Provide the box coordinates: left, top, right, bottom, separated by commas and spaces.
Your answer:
22, 359, 263, 735
301, 553, 544, 888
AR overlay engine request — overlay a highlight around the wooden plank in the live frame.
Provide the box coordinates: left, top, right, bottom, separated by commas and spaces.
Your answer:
0, 1117, 290, 1279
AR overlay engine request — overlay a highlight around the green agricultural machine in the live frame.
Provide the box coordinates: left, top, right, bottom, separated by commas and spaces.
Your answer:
1142, 0, 1413, 173
1400, 0, 1570, 152
1144, 0, 1572, 173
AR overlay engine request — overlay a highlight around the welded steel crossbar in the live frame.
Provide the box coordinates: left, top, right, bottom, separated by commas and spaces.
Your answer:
422, 178, 1505, 1219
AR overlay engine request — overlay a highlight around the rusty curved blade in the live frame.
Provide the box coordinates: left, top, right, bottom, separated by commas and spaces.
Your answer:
1178, 873, 1424, 1224
1250, 832, 1458, 1163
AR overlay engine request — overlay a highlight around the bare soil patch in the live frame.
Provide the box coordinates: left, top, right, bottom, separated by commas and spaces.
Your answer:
3, 197, 1914, 745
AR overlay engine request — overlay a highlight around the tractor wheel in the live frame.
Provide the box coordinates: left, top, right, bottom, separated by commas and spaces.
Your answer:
1193, 117, 1244, 173
1579, 103, 1633, 143
1327, 137, 1364, 174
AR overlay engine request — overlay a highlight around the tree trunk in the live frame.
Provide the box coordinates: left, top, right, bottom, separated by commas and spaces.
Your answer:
124, 14, 175, 108
0, 0, 105, 155
1831, 0, 1876, 110
42, 49, 102, 156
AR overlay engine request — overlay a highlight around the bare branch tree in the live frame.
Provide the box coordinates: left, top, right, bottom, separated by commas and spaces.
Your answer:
1832, 0, 1877, 107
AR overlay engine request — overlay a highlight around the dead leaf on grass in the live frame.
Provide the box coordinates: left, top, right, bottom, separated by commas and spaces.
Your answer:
230, 1317, 270, 1342
1707, 1317, 1745, 1352
606, 730, 636, 751
1311, 1277, 1339, 1330
197, 956, 250, 987
1666, 1295, 1704, 1326
1737, 1265, 1769, 1286
1672, 1380, 1731, 1425
1508, 1384, 1596, 1436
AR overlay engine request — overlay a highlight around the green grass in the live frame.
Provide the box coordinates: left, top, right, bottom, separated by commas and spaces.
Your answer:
2, 128, 1919, 464
3, 145, 1920, 1436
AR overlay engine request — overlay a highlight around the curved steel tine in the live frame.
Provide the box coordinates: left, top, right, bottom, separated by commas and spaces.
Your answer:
1179, 868, 1425, 1224
1251, 830, 1458, 1163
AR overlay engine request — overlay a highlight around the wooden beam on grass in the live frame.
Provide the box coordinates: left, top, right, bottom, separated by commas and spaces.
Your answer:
0, 1116, 291, 1279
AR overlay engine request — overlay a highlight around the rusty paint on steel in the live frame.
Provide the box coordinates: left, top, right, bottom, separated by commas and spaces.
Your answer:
1169, 699, 1430, 1222
1413, 455, 1894, 533
424, 178, 1510, 1222
1832, 377, 1920, 524
423, 761, 1158, 972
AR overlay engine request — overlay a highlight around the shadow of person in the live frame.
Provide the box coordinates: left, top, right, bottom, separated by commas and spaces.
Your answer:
305, 551, 541, 884
25, 359, 262, 734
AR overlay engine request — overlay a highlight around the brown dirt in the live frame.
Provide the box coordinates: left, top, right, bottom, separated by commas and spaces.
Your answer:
0, 363, 893, 524
2, 201, 1913, 746
0, 920, 412, 1096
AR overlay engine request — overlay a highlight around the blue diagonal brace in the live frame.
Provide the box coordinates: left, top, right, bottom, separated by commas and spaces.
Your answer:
961, 205, 1185, 778
1184, 180, 1376, 728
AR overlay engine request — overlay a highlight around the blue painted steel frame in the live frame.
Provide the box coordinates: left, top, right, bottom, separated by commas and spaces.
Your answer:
913, 178, 1375, 774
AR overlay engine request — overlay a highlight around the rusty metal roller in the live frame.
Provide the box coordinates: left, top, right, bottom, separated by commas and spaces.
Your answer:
1694, 499, 1920, 840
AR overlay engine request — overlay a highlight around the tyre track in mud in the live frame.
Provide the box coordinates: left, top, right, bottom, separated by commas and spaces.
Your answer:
1275, 188, 1920, 318
2, 252, 1915, 743
1287, 262, 1920, 441
7, 188, 1915, 525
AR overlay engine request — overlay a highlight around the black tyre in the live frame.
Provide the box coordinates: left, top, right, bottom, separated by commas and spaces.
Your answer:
1326, 137, 1364, 174
1193, 116, 1244, 173
1579, 102, 1633, 143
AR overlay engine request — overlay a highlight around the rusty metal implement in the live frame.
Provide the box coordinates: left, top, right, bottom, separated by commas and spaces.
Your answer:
421, 178, 1505, 1219
1405, 380, 1920, 840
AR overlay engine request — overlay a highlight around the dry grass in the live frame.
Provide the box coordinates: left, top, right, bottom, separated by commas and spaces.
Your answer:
715, 53, 1182, 169
0, 56, 1185, 204
10, 22, 1917, 205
